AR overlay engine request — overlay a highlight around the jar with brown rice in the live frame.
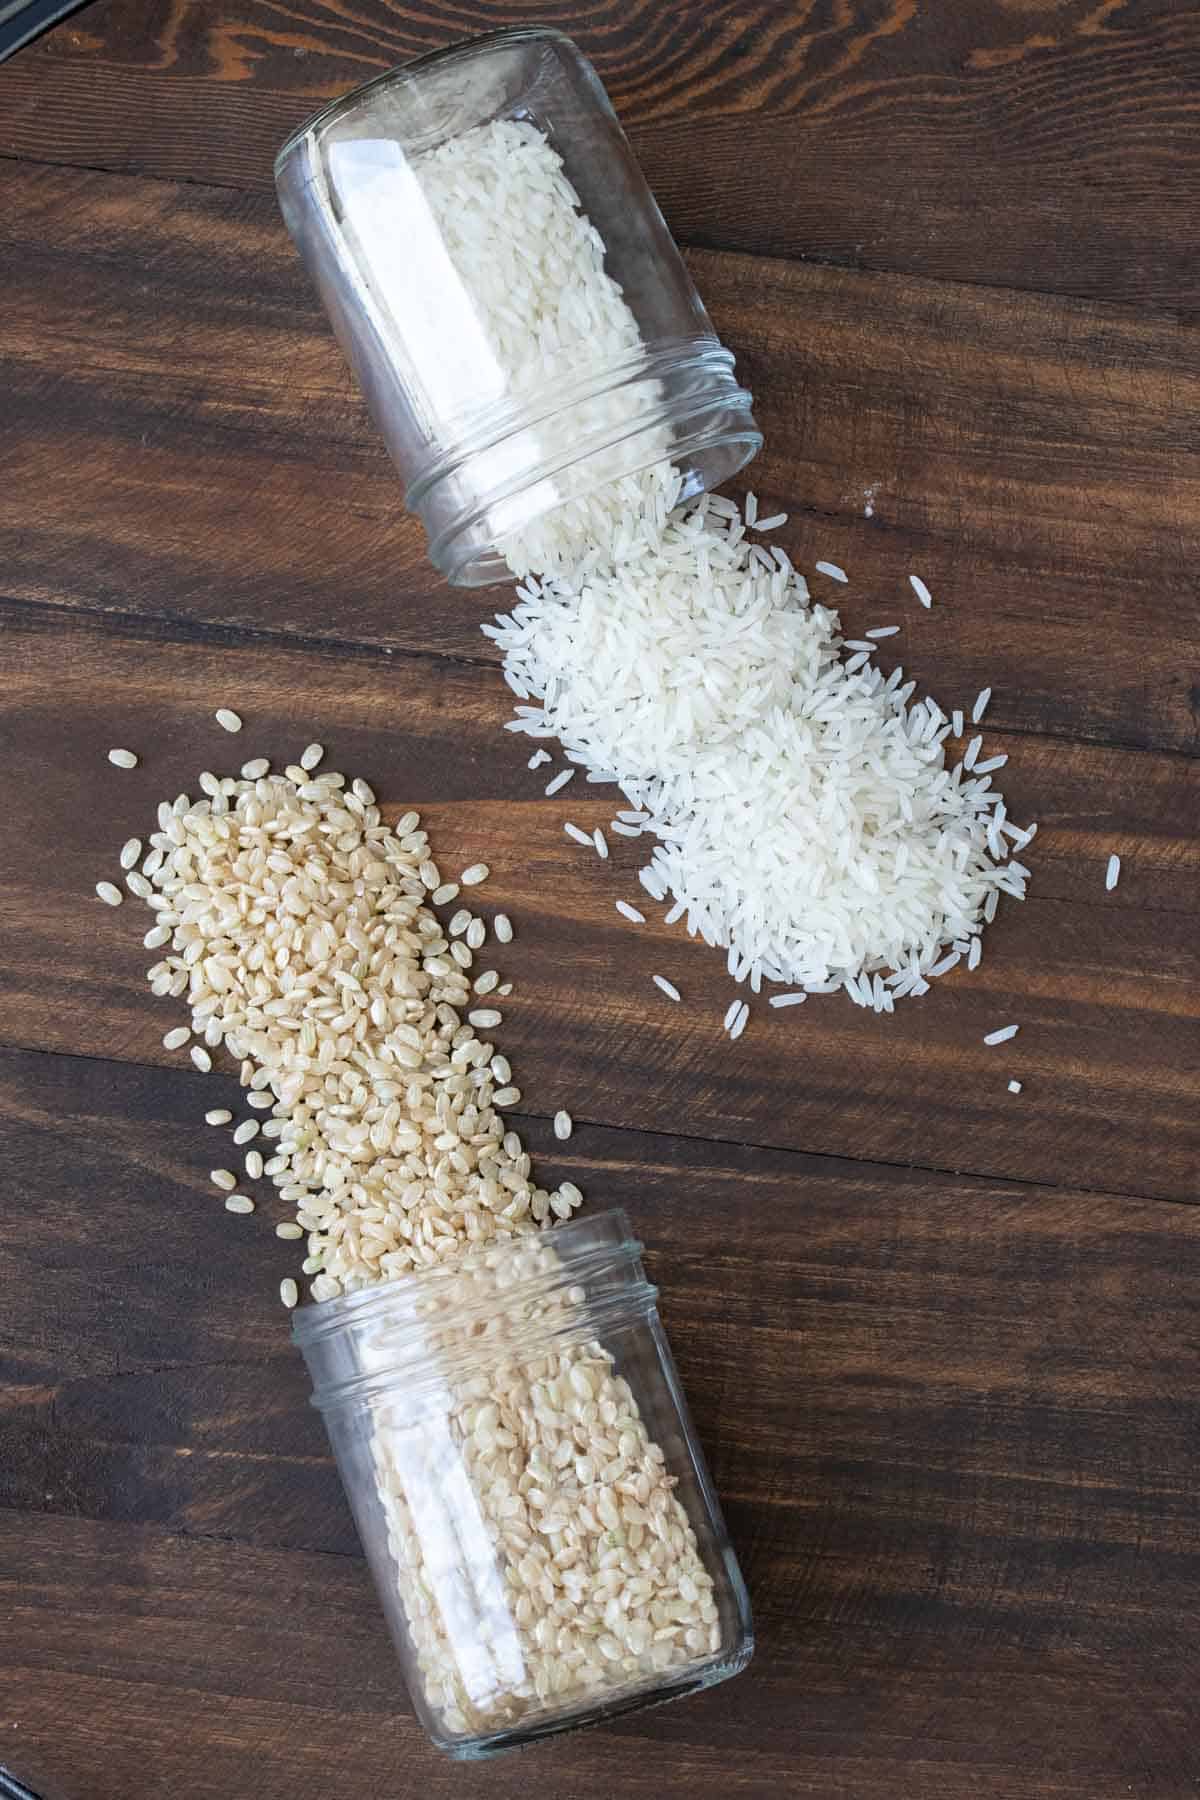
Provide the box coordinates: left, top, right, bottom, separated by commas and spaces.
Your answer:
294, 1208, 753, 1756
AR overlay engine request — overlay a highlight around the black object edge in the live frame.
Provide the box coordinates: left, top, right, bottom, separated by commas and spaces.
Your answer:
1, 0, 94, 64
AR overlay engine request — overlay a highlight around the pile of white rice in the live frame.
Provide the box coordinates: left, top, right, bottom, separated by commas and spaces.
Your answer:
488, 498, 1031, 1005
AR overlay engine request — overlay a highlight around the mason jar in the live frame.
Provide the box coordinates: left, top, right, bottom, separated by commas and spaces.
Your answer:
293, 1209, 753, 1757
275, 28, 761, 586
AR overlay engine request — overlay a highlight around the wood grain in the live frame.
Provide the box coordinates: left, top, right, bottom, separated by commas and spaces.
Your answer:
2, 1, 1199, 310
2, 605, 1197, 1203
3, 159, 1199, 756
3, 1047, 1199, 1798
3, 7, 1200, 1796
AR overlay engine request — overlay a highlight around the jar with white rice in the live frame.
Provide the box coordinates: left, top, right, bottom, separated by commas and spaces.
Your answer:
275, 27, 761, 586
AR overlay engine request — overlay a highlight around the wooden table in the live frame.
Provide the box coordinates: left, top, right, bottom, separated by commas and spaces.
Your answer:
2, 4, 1198, 1795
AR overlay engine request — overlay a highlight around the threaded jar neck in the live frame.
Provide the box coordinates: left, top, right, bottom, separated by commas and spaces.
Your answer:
293, 1209, 657, 1413
413, 338, 760, 586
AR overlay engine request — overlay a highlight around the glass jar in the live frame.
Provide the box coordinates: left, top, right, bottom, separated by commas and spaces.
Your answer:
293, 1209, 753, 1757
275, 28, 761, 587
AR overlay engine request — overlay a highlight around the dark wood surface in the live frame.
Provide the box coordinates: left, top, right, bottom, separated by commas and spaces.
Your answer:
1, 3, 1198, 1796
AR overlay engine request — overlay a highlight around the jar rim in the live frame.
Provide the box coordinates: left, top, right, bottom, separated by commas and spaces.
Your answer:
274, 26, 580, 176
292, 1206, 636, 1349
292, 1209, 661, 1413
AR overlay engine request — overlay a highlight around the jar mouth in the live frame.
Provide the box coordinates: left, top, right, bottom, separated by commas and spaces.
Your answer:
437, 417, 762, 589
406, 337, 727, 511
275, 27, 578, 177
293, 1209, 656, 1410
416, 342, 761, 587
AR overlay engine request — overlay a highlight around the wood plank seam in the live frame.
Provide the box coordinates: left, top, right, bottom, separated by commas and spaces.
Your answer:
5, 592, 1195, 770
1, 1042, 1191, 1213
6, 135, 1200, 325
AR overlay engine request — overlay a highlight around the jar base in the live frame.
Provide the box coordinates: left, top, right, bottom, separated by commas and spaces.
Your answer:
434, 1635, 755, 1760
